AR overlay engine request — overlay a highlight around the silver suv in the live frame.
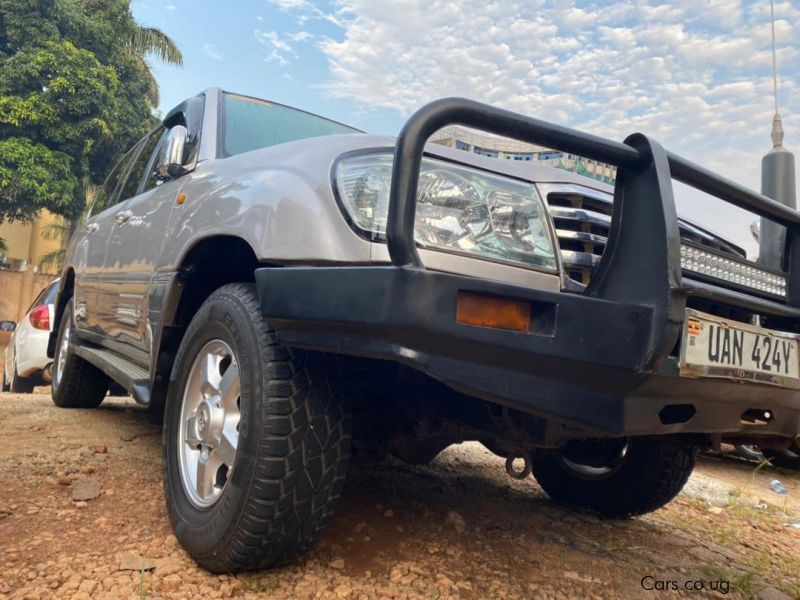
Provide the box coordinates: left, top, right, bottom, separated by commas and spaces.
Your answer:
50, 89, 800, 572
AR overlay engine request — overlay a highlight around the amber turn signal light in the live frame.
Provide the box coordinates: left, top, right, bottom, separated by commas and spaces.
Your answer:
456, 291, 531, 332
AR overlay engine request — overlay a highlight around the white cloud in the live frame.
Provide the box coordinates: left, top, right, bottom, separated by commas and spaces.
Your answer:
319, 0, 800, 253
264, 0, 342, 27
202, 44, 223, 61
165, 3, 177, 10
288, 31, 313, 42
255, 29, 297, 66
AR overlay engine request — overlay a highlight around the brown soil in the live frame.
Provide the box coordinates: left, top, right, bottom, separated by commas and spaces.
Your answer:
1, 393, 800, 599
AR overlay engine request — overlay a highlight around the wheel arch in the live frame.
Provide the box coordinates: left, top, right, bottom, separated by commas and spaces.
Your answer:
47, 267, 76, 359
147, 235, 262, 421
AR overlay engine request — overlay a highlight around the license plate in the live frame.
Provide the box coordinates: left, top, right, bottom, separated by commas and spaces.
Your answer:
680, 309, 800, 388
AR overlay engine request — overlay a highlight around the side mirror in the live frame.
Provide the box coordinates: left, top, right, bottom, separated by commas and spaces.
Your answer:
156, 125, 189, 179
0, 320, 16, 332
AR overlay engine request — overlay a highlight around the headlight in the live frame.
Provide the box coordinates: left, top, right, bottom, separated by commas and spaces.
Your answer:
335, 153, 557, 271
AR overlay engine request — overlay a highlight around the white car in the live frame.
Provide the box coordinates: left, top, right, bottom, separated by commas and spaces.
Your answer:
2, 280, 58, 393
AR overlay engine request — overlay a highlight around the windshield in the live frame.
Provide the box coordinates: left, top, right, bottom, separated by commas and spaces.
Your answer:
222, 92, 360, 157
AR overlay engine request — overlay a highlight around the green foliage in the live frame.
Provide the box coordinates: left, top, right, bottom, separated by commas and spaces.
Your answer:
0, 0, 181, 224
0, 137, 77, 221
37, 180, 95, 273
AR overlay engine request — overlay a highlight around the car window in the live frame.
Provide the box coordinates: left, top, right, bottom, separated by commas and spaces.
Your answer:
222, 93, 359, 157
26, 282, 57, 312
43, 282, 59, 305
119, 127, 165, 202
92, 144, 141, 215
142, 129, 171, 193
26, 288, 48, 312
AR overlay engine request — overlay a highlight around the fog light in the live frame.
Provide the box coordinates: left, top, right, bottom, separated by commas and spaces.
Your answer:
680, 244, 787, 297
456, 291, 531, 332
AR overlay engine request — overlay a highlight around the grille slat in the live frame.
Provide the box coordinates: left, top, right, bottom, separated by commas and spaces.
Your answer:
546, 188, 746, 287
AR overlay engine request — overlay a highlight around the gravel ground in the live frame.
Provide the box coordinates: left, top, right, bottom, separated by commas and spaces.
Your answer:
2, 393, 800, 599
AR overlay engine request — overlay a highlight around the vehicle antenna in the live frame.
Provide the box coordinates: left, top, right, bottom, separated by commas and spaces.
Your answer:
769, 0, 783, 148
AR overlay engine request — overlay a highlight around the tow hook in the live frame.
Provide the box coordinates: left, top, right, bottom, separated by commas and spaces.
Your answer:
505, 450, 532, 480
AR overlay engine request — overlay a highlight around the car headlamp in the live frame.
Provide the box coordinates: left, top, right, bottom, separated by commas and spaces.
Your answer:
335, 153, 557, 271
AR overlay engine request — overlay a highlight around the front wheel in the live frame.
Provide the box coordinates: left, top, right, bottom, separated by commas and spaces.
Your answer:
163, 283, 352, 573
532, 438, 696, 518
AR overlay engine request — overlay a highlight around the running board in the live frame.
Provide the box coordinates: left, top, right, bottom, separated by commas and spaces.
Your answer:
72, 346, 152, 405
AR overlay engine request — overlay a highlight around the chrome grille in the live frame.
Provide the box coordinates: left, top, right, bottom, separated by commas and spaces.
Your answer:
543, 185, 746, 286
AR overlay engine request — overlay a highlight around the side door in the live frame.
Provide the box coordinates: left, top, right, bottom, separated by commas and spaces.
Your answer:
73, 144, 142, 336
98, 126, 181, 361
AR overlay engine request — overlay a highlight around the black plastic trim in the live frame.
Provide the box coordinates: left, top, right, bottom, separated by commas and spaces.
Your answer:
256, 266, 800, 438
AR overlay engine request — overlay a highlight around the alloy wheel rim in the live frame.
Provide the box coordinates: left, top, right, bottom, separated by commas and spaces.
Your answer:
178, 339, 241, 509
54, 319, 71, 390
558, 444, 629, 480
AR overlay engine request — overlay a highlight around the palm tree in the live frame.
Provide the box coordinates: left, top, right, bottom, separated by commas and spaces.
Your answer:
126, 25, 183, 106
38, 180, 97, 274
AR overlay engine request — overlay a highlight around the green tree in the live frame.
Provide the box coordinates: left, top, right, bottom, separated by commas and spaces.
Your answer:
0, 0, 182, 223
38, 180, 96, 273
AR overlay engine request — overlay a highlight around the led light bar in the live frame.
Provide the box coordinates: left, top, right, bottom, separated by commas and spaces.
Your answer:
680, 244, 787, 297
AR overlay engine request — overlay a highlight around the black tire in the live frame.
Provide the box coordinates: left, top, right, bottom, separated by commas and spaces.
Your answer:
764, 444, 800, 470
163, 283, 352, 573
51, 299, 109, 408
9, 364, 35, 393
532, 438, 696, 518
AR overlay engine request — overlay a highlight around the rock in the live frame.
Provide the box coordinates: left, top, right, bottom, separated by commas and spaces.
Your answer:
77, 579, 98, 594
88, 444, 108, 454
164, 534, 178, 548
758, 588, 792, 600
445, 510, 466, 534
330, 559, 345, 570
71, 478, 102, 501
160, 573, 183, 593
74, 501, 87, 508
154, 562, 182, 578
117, 552, 157, 571
383, 509, 394, 518
708, 506, 724, 515
354, 522, 368, 533
389, 566, 406, 583
335, 583, 353, 598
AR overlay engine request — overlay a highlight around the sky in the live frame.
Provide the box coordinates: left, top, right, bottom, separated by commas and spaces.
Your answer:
131, 0, 799, 256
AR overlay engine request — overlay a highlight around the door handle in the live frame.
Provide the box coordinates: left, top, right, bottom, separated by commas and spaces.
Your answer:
85, 223, 99, 235
114, 210, 132, 224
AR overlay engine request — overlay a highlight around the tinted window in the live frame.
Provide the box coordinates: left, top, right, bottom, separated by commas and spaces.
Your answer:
27, 281, 58, 312
119, 127, 164, 201
222, 93, 359, 157
93, 145, 140, 215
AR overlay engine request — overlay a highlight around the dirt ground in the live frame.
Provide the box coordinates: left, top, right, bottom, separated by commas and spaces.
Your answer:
2, 394, 800, 599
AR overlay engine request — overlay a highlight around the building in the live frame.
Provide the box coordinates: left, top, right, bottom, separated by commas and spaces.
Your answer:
0, 211, 64, 274
430, 125, 617, 185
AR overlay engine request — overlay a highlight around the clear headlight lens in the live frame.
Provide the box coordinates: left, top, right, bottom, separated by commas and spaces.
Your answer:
335, 153, 557, 271
680, 244, 787, 297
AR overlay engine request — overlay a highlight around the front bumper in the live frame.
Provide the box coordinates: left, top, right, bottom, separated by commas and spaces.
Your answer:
256, 265, 800, 439
259, 98, 800, 441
